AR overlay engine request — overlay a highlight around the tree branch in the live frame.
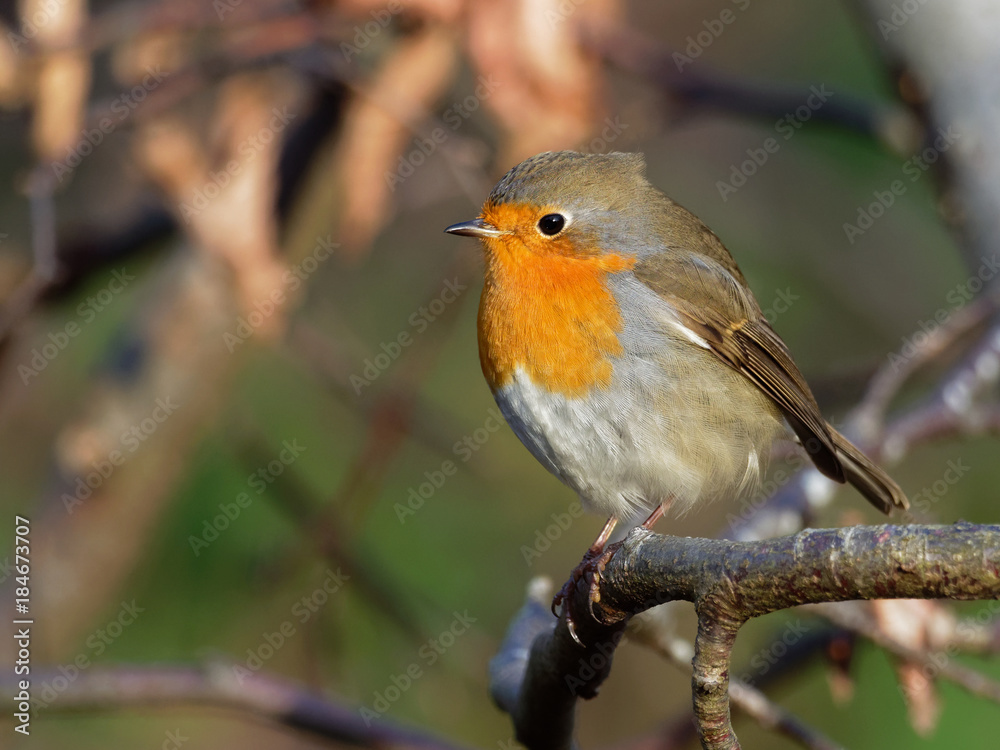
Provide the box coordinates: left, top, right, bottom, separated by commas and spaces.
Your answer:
582, 23, 920, 154
492, 523, 1000, 750
628, 611, 844, 750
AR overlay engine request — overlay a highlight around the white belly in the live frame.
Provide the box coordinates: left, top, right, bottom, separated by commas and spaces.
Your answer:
492, 359, 785, 519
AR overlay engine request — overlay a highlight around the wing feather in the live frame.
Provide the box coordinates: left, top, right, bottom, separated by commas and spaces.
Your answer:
633, 253, 845, 482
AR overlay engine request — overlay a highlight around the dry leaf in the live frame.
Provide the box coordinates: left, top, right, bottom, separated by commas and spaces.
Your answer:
336, 24, 457, 255
20, 0, 92, 162
465, 0, 619, 161
134, 73, 297, 335
825, 633, 855, 704
872, 599, 943, 735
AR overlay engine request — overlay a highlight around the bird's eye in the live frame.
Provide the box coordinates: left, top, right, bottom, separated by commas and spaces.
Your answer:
537, 213, 566, 236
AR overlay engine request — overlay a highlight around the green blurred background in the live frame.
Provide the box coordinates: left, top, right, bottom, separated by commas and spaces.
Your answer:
1, 0, 998, 748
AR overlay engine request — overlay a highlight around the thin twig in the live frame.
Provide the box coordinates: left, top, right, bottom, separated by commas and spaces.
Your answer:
1, 663, 472, 750
727, 310, 1000, 542
633, 617, 844, 750
809, 601, 1000, 704
853, 295, 998, 439
0, 168, 60, 351
235, 431, 429, 644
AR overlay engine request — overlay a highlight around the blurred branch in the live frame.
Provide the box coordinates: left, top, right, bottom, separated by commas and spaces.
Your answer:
809, 600, 1000, 704
852, 295, 998, 434
881, 311, 1000, 461
237, 427, 431, 644
0, 168, 59, 357
492, 523, 1000, 750
1, 664, 472, 750
0, 75, 346, 366
725, 679, 843, 750
288, 319, 490, 472
584, 24, 921, 154
247, 254, 477, 642
13, 0, 317, 59
729, 303, 1000, 542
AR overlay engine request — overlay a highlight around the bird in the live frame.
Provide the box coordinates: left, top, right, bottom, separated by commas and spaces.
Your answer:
445, 150, 908, 624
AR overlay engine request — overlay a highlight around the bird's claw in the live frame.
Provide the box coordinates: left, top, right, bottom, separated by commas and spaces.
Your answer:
551, 542, 619, 646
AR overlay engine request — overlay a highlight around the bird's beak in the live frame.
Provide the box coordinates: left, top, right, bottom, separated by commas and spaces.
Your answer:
444, 218, 503, 238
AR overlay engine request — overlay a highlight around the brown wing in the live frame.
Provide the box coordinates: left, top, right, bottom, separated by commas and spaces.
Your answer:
633, 252, 845, 483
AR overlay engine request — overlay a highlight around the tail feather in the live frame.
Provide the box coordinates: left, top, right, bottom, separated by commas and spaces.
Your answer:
828, 426, 909, 514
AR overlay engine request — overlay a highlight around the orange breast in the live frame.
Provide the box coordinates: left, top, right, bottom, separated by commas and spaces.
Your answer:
476, 214, 635, 396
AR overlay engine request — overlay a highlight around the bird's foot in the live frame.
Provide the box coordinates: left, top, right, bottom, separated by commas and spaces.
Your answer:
551, 541, 621, 646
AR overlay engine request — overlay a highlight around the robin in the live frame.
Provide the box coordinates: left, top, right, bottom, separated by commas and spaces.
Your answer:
445, 150, 907, 625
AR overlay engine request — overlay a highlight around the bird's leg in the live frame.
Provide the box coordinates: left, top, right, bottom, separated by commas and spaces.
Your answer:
588, 515, 620, 556
551, 515, 617, 611
639, 496, 673, 529
553, 500, 674, 645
